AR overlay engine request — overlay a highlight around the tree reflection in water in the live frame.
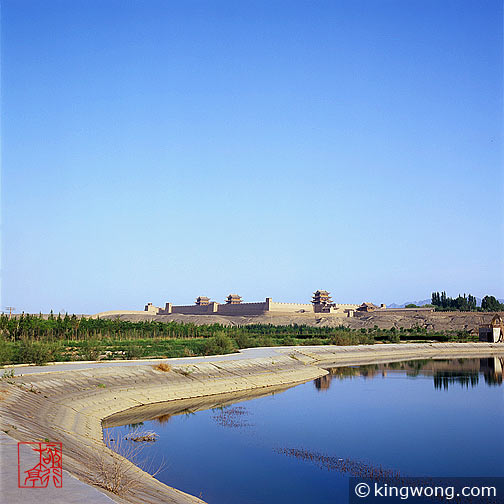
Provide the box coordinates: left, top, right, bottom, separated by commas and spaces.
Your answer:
314, 357, 503, 391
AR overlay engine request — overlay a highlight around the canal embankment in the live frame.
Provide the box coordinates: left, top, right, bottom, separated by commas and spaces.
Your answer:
1, 342, 503, 504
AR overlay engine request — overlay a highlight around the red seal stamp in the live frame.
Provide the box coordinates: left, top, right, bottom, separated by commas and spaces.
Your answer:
17, 442, 63, 488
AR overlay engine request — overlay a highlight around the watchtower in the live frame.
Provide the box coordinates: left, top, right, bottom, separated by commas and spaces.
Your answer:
312, 290, 332, 313
226, 294, 242, 304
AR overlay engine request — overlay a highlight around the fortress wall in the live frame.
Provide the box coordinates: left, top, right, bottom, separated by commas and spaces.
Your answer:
169, 302, 269, 316
171, 304, 217, 315
330, 304, 359, 314
217, 302, 268, 315
329, 306, 344, 313
329, 309, 352, 317
154, 300, 359, 316
268, 302, 314, 313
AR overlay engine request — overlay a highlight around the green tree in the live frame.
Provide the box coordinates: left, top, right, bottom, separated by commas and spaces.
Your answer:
467, 294, 477, 311
481, 296, 503, 312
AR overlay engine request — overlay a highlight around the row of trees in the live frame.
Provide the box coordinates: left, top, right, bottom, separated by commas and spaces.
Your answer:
0, 312, 473, 344
0, 313, 359, 342
431, 292, 504, 311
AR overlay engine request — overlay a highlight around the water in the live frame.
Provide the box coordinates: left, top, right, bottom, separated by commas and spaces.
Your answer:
103, 357, 504, 503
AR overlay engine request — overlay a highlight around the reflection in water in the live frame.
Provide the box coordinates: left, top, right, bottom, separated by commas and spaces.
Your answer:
127, 422, 144, 429
433, 372, 479, 390
155, 414, 172, 425
104, 356, 504, 504
275, 447, 400, 480
212, 406, 253, 429
103, 382, 294, 428
480, 357, 503, 386
314, 374, 331, 390
315, 357, 503, 391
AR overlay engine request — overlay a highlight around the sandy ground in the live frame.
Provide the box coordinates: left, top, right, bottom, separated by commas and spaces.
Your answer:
94, 310, 504, 332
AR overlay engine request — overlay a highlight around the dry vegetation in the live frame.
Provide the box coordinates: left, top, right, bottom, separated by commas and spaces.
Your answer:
124, 428, 159, 442
90, 429, 164, 496
154, 362, 171, 372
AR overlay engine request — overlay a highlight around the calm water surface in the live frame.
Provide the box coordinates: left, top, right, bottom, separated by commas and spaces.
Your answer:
104, 357, 504, 504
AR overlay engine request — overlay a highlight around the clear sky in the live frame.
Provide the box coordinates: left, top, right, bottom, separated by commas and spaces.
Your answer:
2, 0, 503, 314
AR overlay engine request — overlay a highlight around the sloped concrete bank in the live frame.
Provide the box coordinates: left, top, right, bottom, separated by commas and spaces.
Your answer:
1, 343, 502, 504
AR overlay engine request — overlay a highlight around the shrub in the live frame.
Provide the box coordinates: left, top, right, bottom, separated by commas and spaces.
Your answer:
16, 340, 62, 365
203, 333, 235, 355
329, 333, 358, 346
182, 346, 196, 357
81, 340, 101, 361
301, 338, 323, 346
125, 344, 144, 360
387, 333, 401, 344
1, 368, 14, 379
256, 335, 274, 347
233, 332, 252, 349
93, 430, 163, 495
358, 334, 375, 345
282, 336, 297, 346
0, 338, 14, 365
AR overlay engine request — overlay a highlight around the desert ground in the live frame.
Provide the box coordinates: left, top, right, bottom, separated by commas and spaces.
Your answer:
94, 310, 504, 333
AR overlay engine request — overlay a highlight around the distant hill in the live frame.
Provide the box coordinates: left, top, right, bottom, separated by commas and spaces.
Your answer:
388, 299, 432, 309
388, 297, 504, 308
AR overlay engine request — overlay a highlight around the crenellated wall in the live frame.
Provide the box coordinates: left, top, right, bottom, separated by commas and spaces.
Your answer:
217, 302, 268, 315
147, 298, 359, 316
268, 301, 313, 313
169, 303, 218, 315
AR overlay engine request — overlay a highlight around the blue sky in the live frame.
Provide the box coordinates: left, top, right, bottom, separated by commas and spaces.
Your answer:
2, 0, 503, 314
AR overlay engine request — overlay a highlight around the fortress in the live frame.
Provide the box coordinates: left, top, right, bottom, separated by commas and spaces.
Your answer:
144, 291, 387, 318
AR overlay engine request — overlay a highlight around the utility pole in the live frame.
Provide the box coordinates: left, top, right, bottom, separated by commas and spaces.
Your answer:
5, 307, 16, 320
